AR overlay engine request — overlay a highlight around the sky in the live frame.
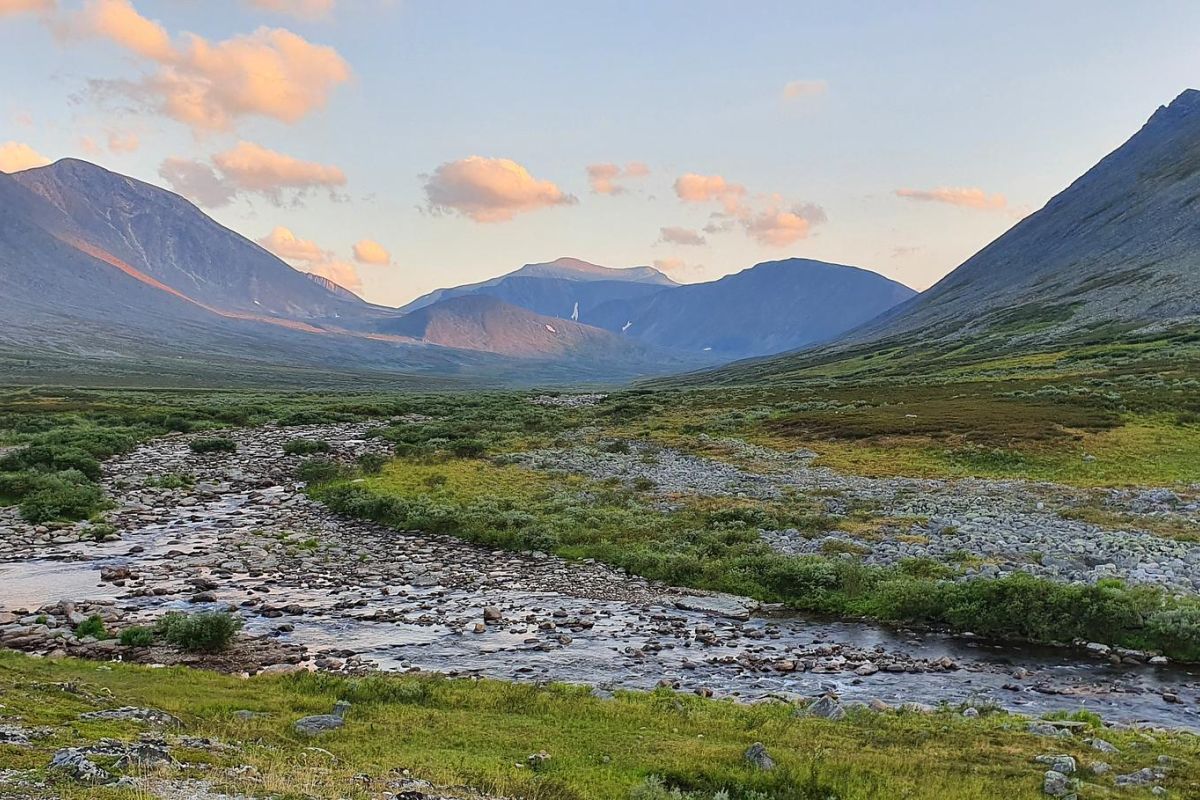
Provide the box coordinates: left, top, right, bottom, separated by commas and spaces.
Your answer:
1, 1, 1199, 307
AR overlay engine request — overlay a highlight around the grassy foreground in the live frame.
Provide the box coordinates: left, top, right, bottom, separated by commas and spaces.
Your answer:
1, 651, 1198, 799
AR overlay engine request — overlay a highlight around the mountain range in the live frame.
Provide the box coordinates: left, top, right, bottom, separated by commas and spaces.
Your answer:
3, 89, 1196, 388
0, 160, 916, 384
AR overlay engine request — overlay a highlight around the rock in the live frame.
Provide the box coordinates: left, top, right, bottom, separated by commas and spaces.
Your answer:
1089, 738, 1119, 754
48, 748, 112, 784
483, 606, 503, 623
962, 707, 979, 718
673, 593, 756, 620
1042, 770, 1072, 798
1089, 761, 1111, 776
803, 694, 846, 721
743, 742, 775, 771
854, 662, 879, 676
293, 701, 351, 735
1115, 768, 1160, 787
526, 751, 551, 769
1035, 755, 1076, 774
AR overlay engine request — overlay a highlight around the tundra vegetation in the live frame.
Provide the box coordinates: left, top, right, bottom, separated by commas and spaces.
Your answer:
1, 356, 1199, 796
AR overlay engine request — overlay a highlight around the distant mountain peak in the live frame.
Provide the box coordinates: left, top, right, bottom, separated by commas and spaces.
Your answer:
513, 257, 677, 286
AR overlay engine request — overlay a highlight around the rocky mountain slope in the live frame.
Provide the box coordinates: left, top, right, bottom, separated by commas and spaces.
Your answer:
687, 89, 1200, 384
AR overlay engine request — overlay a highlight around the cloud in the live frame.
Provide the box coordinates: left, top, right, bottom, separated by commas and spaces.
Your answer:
158, 143, 345, 207
658, 226, 706, 246
0, 141, 50, 173
352, 238, 390, 265
895, 186, 1007, 211
424, 156, 576, 223
653, 257, 704, 278
0, 0, 54, 16
304, 258, 360, 292
62, 0, 350, 133
247, 0, 335, 19
741, 202, 826, 247
586, 161, 650, 194
675, 172, 826, 247
257, 225, 325, 262
107, 130, 139, 153
256, 224, 362, 292
673, 173, 746, 213
158, 156, 237, 207
782, 79, 828, 101
213, 141, 345, 200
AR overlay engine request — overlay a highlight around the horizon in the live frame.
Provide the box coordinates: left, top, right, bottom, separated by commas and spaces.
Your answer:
2, 1, 1199, 305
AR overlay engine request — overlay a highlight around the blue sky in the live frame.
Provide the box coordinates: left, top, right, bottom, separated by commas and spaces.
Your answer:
2, 0, 1198, 305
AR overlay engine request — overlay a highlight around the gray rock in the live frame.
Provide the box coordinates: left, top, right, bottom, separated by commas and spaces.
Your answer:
743, 742, 775, 771
48, 748, 112, 784
293, 701, 351, 736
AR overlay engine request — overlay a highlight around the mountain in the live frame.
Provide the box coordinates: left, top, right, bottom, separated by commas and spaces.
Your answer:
305, 273, 365, 303
684, 89, 1200, 385
404, 256, 914, 361
398, 257, 676, 321
0, 160, 694, 385
377, 295, 698, 367
590, 259, 916, 359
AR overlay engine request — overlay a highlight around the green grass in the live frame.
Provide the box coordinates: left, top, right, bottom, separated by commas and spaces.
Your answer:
3, 651, 1198, 800
313, 453, 1200, 661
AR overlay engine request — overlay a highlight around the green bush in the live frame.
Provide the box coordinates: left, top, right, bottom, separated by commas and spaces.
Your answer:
283, 438, 331, 456
73, 615, 108, 640
356, 453, 388, 475
119, 626, 156, 647
189, 437, 237, 454
154, 611, 242, 653
296, 457, 346, 484
19, 473, 106, 523
448, 439, 486, 458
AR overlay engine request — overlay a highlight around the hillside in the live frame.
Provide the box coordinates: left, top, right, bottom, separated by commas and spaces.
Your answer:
686, 89, 1200, 384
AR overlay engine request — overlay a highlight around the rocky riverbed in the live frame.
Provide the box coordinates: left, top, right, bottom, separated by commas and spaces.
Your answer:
516, 438, 1200, 593
2, 423, 1200, 730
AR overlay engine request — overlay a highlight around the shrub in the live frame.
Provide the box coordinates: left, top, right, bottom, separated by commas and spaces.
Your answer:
74, 615, 108, 640
356, 453, 388, 475
283, 438, 331, 456
19, 474, 106, 523
119, 626, 155, 647
155, 611, 242, 653
148, 472, 194, 489
296, 457, 346, 484
189, 437, 237, 454
448, 439, 486, 458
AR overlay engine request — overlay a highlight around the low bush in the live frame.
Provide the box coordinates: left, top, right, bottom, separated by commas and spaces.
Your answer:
118, 626, 155, 647
296, 457, 347, 484
18, 473, 106, 523
73, 615, 108, 640
189, 437, 238, 454
283, 438, 331, 456
154, 611, 242, 653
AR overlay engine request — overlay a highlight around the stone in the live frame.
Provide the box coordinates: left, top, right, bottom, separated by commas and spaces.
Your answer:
803, 694, 846, 721
1035, 755, 1076, 774
483, 606, 503, 623
1042, 770, 1072, 797
293, 701, 351, 735
48, 748, 112, 784
1089, 738, 1119, 754
743, 742, 775, 771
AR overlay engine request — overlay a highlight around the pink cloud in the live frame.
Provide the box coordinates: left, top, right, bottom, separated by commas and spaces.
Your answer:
586, 161, 650, 194
0, 141, 50, 173
741, 202, 826, 247
257, 225, 325, 262
425, 156, 576, 223
782, 79, 828, 101
246, 0, 335, 19
213, 141, 345, 199
352, 238, 390, 265
158, 157, 237, 207
673, 173, 747, 213
61, 0, 350, 133
107, 130, 140, 153
257, 224, 362, 291
0, 0, 54, 16
895, 186, 1007, 211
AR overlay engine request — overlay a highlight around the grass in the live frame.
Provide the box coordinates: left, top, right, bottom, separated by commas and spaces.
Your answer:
2, 651, 1198, 800
313, 451, 1200, 661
